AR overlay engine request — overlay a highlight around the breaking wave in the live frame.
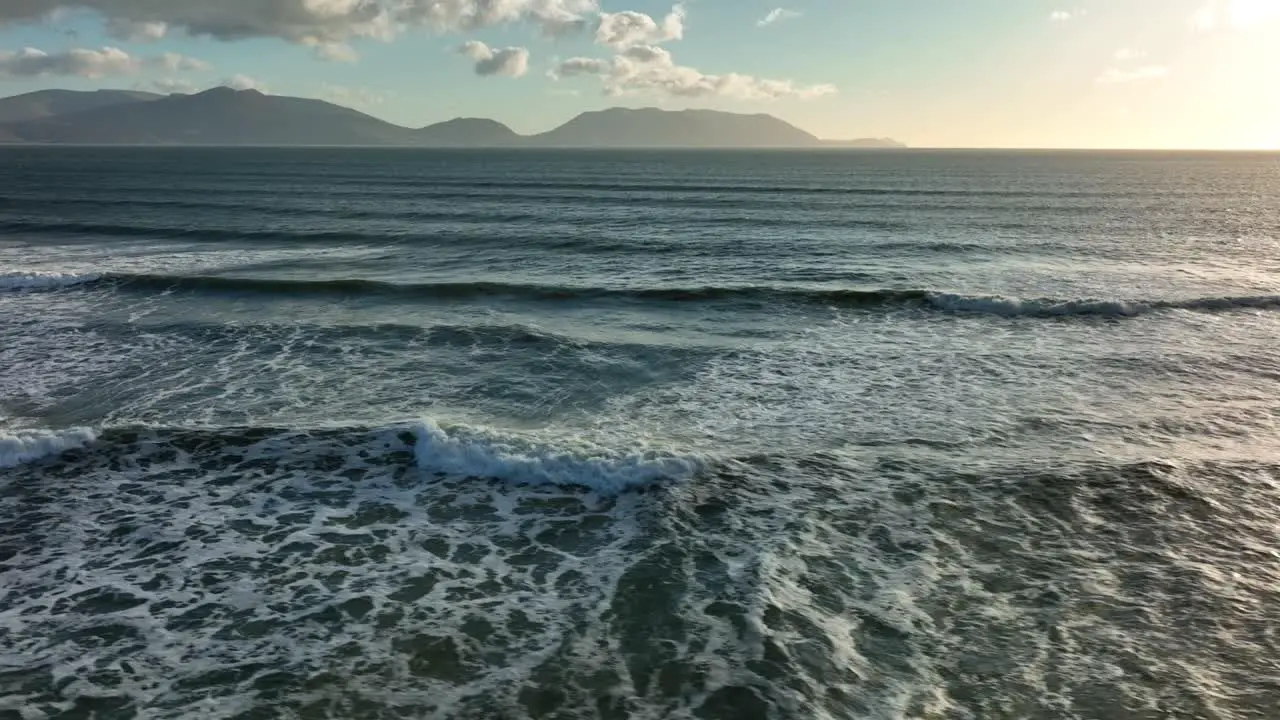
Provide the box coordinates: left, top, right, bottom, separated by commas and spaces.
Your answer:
410, 418, 704, 493
2, 419, 704, 494
16, 271, 1280, 318
0, 270, 100, 291
0, 426, 97, 469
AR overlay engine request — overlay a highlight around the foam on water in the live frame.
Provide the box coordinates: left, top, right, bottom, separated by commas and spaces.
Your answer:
0, 426, 97, 469
411, 418, 704, 493
926, 291, 1280, 317
925, 292, 1147, 317
0, 271, 100, 291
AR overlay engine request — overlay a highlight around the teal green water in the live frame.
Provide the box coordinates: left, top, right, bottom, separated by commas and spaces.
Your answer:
2, 148, 1279, 719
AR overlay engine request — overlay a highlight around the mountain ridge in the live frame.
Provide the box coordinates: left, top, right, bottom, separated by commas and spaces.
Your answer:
0, 89, 164, 124
0, 88, 906, 148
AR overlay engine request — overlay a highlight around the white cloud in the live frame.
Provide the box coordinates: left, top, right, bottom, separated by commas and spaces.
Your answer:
596, 4, 684, 49
0, 46, 135, 77
1050, 10, 1073, 22
1096, 65, 1169, 84
403, 0, 597, 37
321, 82, 384, 106
310, 41, 359, 62
458, 40, 529, 77
1114, 48, 1146, 61
552, 45, 836, 100
152, 77, 195, 93
551, 55, 611, 78
0, 0, 599, 45
223, 74, 267, 92
757, 8, 800, 27
153, 51, 209, 72
106, 18, 167, 41
0, 45, 204, 78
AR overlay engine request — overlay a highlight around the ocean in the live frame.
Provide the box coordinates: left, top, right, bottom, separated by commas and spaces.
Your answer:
1, 147, 1278, 719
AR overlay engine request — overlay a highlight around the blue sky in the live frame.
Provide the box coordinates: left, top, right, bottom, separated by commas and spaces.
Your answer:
1, 0, 1278, 148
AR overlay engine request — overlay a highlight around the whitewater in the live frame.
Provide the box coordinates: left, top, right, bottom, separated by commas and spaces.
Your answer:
2, 146, 1279, 719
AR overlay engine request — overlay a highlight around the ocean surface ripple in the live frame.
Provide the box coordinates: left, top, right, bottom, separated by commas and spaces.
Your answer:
2, 147, 1279, 719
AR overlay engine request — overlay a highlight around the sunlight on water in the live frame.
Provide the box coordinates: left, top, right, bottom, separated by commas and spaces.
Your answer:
2, 148, 1279, 718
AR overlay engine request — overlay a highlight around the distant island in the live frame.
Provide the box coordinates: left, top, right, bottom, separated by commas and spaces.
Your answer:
0, 88, 906, 149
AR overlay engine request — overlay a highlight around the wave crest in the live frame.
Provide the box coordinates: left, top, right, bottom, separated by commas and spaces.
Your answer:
12, 269, 1280, 319
0, 271, 101, 292
410, 419, 702, 493
926, 292, 1280, 317
0, 427, 97, 469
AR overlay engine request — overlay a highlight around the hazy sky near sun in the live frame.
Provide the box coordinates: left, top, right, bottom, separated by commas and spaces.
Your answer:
0, 0, 1278, 148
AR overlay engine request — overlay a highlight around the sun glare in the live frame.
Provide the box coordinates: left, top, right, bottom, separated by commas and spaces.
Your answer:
1225, 0, 1280, 28
1194, 0, 1280, 30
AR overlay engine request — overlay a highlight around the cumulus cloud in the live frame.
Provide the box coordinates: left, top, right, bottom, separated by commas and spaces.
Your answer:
310, 41, 359, 62
458, 40, 529, 77
154, 51, 209, 72
0, 46, 207, 78
1114, 48, 1146, 61
0, 46, 135, 77
403, 0, 596, 37
550, 55, 611, 78
0, 0, 600, 44
321, 82, 384, 106
152, 77, 195, 93
1096, 65, 1169, 83
757, 8, 799, 27
595, 4, 684, 49
223, 74, 267, 92
106, 18, 167, 41
552, 45, 835, 100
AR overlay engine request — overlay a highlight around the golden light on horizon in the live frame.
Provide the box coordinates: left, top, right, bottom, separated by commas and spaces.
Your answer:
1195, 0, 1280, 30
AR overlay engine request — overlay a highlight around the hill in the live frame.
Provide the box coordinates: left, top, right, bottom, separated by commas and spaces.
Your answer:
0, 89, 163, 124
529, 107, 820, 148
5, 87, 418, 145
0, 88, 904, 148
415, 117, 520, 147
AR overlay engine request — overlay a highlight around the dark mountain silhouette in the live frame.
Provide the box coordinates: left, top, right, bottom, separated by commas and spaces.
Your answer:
0, 88, 905, 148
0, 89, 163, 124
528, 107, 820, 148
6, 87, 418, 145
414, 117, 520, 147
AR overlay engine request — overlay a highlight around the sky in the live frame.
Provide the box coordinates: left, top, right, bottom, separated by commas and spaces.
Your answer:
0, 0, 1278, 149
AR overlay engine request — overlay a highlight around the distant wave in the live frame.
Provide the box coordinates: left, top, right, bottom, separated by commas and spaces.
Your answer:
924, 293, 1280, 317
0, 427, 97, 469
13, 271, 1280, 318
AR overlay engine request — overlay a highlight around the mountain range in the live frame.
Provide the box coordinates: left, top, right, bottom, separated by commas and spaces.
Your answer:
0, 88, 905, 149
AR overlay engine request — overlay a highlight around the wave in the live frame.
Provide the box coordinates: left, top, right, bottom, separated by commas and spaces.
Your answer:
925, 293, 1280, 317
2, 420, 703, 493
13, 270, 1280, 318
0, 427, 97, 469
410, 419, 703, 493
0, 271, 101, 291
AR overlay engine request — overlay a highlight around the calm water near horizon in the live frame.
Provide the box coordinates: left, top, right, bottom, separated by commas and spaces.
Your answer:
2, 147, 1279, 719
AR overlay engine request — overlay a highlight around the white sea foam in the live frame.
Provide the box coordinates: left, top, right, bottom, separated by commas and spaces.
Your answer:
925, 292, 1145, 317
924, 291, 1280, 317
0, 271, 100, 291
0, 427, 97, 469
410, 418, 702, 493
